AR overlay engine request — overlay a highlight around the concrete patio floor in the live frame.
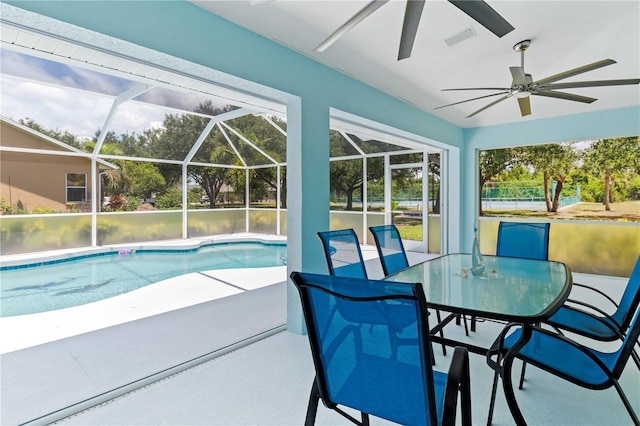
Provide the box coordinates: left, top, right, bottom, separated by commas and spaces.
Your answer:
55, 322, 639, 426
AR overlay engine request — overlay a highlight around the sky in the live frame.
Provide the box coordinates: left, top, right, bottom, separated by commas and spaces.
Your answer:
0, 49, 230, 141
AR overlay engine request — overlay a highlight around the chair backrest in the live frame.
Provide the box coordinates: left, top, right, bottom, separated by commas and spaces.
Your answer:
611, 255, 640, 330
317, 229, 368, 278
496, 222, 550, 260
612, 296, 640, 379
369, 224, 410, 276
290, 271, 438, 426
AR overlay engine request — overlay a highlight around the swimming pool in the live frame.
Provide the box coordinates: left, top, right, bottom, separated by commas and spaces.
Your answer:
0, 242, 287, 317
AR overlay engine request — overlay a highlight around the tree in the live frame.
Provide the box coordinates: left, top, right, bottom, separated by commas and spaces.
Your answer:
583, 137, 640, 210
523, 143, 578, 212
124, 161, 166, 201
19, 118, 82, 148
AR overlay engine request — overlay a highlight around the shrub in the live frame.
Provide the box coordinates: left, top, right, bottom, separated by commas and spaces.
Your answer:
156, 188, 182, 209
31, 206, 54, 214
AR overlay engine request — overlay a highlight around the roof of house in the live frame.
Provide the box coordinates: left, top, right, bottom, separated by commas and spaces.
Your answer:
0, 115, 118, 170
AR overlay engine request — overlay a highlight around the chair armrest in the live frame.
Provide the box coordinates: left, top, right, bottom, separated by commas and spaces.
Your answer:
572, 282, 619, 309
442, 347, 471, 426
490, 324, 613, 375
486, 322, 523, 371
559, 301, 624, 334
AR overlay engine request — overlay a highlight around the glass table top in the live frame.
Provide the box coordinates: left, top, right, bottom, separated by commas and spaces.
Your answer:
384, 253, 572, 321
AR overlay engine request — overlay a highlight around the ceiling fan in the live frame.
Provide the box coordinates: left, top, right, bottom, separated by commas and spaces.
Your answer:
314, 0, 514, 61
435, 39, 640, 118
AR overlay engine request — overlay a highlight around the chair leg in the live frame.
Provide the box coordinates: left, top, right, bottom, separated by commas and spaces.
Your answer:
486, 345, 505, 426
462, 315, 469, 336
436, 309, 447, 356
305, 378, 320, 426
632, 348, 640, 370
613, 379, 640, 426
486, 369, 501, 426
518, 361, 527, 390
361, 413, 370, 426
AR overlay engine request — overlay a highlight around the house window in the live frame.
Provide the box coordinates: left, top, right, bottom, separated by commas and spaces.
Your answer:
66, 173, 87, 202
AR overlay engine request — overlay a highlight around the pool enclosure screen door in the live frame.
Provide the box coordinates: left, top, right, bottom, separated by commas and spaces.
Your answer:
385, 152, 441, 254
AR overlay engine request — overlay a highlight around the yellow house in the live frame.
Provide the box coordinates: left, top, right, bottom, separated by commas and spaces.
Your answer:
0, 117, 116, 213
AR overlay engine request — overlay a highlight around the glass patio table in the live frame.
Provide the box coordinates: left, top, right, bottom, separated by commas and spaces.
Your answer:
383, 253, 572, 425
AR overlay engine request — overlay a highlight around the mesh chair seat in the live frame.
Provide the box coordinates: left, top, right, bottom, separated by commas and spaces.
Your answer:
547, 305, 624, 340
502, 328, 616, 387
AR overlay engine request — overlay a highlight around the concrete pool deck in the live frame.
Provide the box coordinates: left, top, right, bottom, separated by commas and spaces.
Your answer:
0, 233, 288, 354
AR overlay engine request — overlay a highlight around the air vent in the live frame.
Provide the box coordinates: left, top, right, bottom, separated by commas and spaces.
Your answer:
443, 28, 475, 48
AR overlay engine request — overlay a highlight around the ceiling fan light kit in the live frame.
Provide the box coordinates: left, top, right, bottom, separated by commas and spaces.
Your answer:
436, 39, 640, 118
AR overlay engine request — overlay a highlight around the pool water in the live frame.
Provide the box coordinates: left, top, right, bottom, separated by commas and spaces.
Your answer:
0, 242, 287, 317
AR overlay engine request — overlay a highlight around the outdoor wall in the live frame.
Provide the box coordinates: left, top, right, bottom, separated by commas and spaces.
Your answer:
0, 151, 93, 213
0, 120, 98, 213
479, 218, 640, 277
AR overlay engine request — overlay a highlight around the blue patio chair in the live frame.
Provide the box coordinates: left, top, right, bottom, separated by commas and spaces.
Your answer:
369, 224, 464, 353
290, 271, 472, 426
486, 303, 640, 425
496, 221, 550, 260
368, 224, 411, 277
517, 255, 640, 389
318, 228, 423, 358
533, 255, 640, 379
317, 229, 368, 279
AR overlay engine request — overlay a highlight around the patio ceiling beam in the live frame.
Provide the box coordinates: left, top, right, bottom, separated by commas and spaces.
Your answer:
216, 122, 247, 167
219, 121, 279, 165
183, 107, 254, 164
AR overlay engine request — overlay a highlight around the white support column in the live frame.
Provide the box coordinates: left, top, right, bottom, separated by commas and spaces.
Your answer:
245, 168, 250, 233
422, 154, 429, 253
182, 165, 188, 238
286, 98, 330, 334
362, 157, 368, 244
384, 154, 391, 225
276, 165, 281, 235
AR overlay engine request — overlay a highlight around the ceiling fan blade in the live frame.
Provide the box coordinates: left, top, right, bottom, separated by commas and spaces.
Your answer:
434, 91, 510, 110
510, 66, 527, 86
467, 94, 512, 117
442, 87, 511, 91
538, 78, 640, 90
314, 0, 389, 52
534, 59, 617, 85
398, 0, 426, 60
534, 90, 597, 104
448, 0, 515, 38
517, 97, 531, 117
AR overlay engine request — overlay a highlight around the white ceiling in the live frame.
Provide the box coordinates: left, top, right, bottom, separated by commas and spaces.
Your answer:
193, 0, 640, 129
